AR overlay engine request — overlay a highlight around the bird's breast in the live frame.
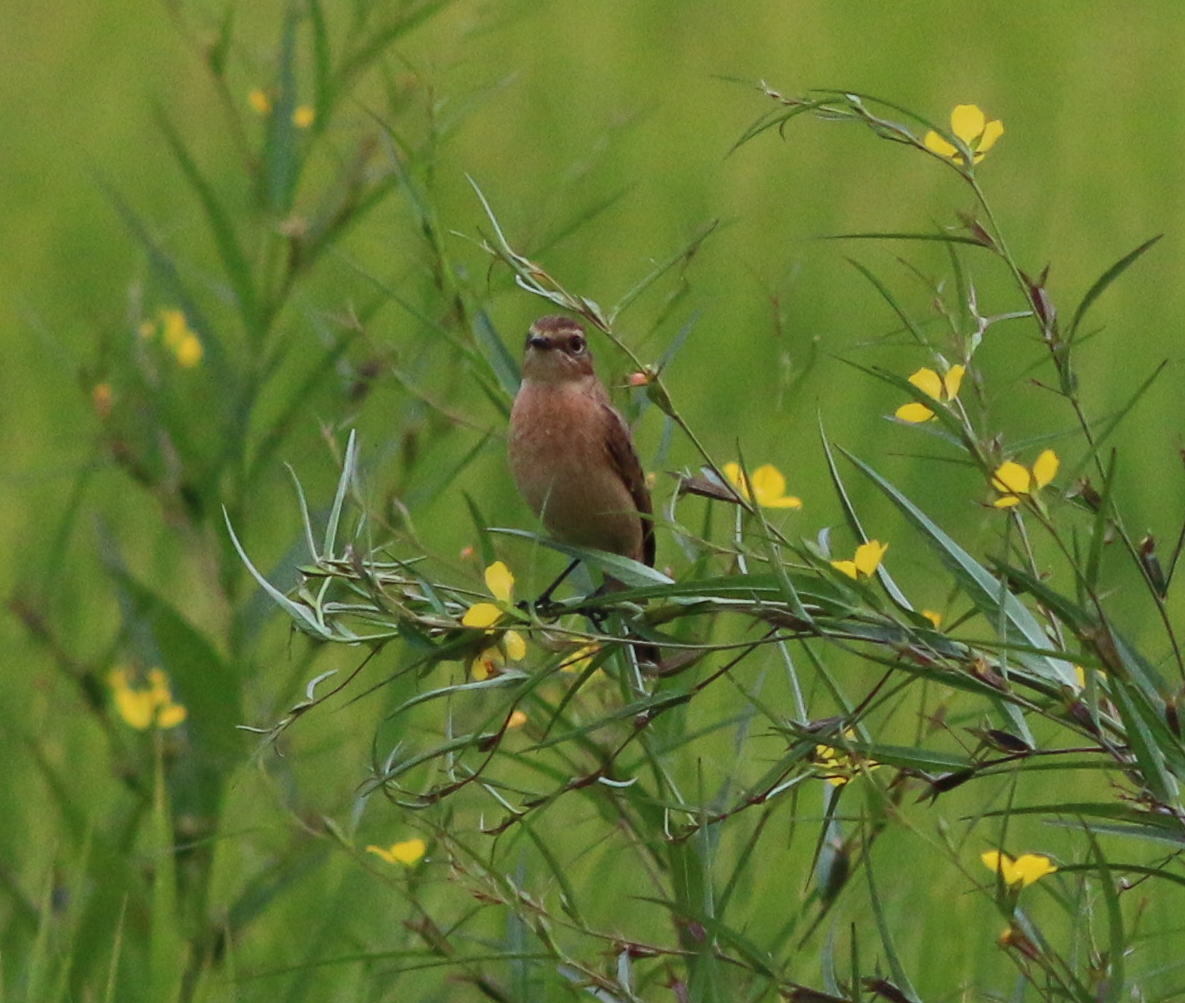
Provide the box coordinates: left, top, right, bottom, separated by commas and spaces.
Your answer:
508, 382, 643, 560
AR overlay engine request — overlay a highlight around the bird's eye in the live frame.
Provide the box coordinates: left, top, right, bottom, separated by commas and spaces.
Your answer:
567, 335, 586, 353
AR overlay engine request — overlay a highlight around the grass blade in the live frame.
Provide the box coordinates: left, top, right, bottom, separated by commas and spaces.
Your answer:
844, 449, 1077, 687
1067, 234, 1162, 342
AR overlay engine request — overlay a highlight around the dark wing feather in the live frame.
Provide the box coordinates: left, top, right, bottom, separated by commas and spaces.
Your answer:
601, 402, 655, 567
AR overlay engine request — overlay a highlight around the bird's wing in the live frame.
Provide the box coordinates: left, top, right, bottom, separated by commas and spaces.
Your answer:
602, 402, 655, 567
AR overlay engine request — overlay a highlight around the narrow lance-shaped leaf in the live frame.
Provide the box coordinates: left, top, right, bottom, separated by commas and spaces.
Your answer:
844, 449, 1077, 687
1067, 233, 1162, 343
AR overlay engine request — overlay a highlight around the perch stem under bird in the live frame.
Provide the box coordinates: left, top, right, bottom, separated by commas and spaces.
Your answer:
508, 315, 658, 663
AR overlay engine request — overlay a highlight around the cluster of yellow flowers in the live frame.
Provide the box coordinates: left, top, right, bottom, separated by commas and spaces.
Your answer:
139, 308, 203, 368
108, 667, 187, 730
248, 89, 316, 128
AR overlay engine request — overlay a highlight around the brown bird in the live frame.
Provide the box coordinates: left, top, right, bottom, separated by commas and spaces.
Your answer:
508, 315, 656, 654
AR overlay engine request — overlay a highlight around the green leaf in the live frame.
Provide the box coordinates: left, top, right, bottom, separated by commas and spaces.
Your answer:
845, 450, 1077, 688
224, 508, 331, 638
845, 257, 927, 346
262, 6, 301, 214
1110, 679, 1178, 804
148, 750, 183, 1003
488, 528, 674, 587
462, 492, 496, 567
323, 429, 359, 559
308, 0, 333, 123
470, 309, 520, 397
864, 852, 921, 1002
1068, 233, 1162, 342
100, 179, 234, 387
609, 219, 720, 322
155, 110, 260, 336
822, 231, 988, 247
819, 422, 914, 613
1084, 828, 1125, 1003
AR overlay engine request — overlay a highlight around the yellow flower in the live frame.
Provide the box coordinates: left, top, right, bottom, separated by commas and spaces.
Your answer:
463, 562, 526, 677
462, 561, 515, 628
991, 449, 1059, 508
922, 609, 942, 629
981, 850, 1057, 888
174, 334, 203, 367
157, 309, 203, 368
248, 89, 272, 115
470, 630, 527, 680
722, 462, 803, 509
367, 838, 426, 866
924, 104, 1004, 164
814, 733, 879, 786
108, 667, 188, 731
507, 710, 528, 729
831, 540, 888, 580
894, 365, 965, 423
292, 105, 316, 129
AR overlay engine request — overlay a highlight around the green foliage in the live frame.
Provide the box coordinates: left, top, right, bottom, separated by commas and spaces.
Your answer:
8, 3, 1185, 1002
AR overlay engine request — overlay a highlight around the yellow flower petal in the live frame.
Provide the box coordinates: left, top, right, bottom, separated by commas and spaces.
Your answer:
462, 602, 502, 628
156, 703, 188, 729
471, 646, 503, 680
507, 710, 528, 729
174, 334, 203, 368
992, 461, 1032, 496
979, 118, 1004, 154
992, 495, 1022, 509
292, 105, 316, 128
114, 687, 157, 731
367, 839, 426, 866
160, 309, 190, 350
484, 561, 515, 603
830, 559, 858, 580
907, 367, 944, 400
723, 462, 801, 508
390, 838, 427, 864
503, 630, 526, 662
1011, 853, 1056, 886
750, 464, 787, 503
721, 462, 746, 497
924, 130, 958, 159
1032, 449, 1059, 489
247, 89, 272, 115
982, 849, 1055, 887
922, 610, 942, 629
752, 464, 802, 508
950, 104, 987, 144
853, 540, 888, 577
943, 365, 966, 399
895, 401, 936, 423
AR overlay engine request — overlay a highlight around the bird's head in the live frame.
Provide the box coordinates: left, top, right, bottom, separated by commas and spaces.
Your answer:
521, 316, 596, 384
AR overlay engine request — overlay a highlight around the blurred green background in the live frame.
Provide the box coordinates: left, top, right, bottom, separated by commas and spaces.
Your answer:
4, 1, 1185, 999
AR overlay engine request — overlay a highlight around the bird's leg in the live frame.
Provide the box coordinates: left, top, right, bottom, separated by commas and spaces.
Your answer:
520, 558, 581, 619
